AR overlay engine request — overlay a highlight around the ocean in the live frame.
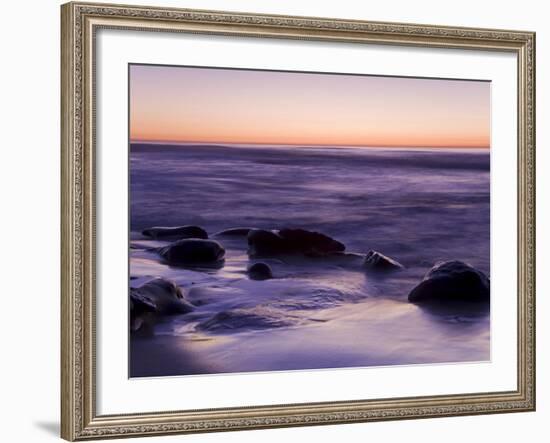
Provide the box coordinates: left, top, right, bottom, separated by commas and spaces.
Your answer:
129, 143, 490, 377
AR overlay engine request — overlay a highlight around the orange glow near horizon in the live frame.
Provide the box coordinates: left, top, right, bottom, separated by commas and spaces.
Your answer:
130, 64, 490, 149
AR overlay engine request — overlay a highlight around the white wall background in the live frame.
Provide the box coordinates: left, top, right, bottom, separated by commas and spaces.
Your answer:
0, 0, 546, 442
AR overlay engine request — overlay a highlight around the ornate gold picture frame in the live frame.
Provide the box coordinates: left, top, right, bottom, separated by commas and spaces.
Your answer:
61, 1, 535, 440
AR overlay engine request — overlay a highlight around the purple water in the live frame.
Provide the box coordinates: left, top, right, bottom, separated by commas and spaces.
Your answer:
129, 143, 490, 377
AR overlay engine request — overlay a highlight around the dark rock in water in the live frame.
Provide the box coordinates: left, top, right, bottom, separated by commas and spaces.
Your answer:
158, 239, 225, 266
247, 262, 273, 280
142, 225, 208, 240
408, 261, 490, 304
214, 227, 253, 237
129, 289, 156, 333
247, 228, 345, 257
247, 229, 286, 255
279, 228, 345, 255
130, 289, 157, 314
134, 277, 194, 315
130, 278, 193, 333
139, 277, 184, 299
363, 250, 404, 271
197, 308, 295, 332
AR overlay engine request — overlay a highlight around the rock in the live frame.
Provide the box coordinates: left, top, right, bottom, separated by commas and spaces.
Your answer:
129, 277, 194, 333
129, 289, 156, 333
247, 229, 287, 255
247, 228, 345, 257
133, 277, 194, 315
408, 261, 490, 304
279, 228, 345, 255
130, 289, 157, 314
142, 225, 208, 240
247, 262, 273, 280
158, 238, 225, 266
214, 227, 253, 237
363, 250, 404, 271
197, 308, 296, 332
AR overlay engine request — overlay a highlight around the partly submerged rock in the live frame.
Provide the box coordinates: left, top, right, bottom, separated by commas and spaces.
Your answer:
142, 225, 208, 240
129, 277, 193, 333
247, 262, 273, 280
129, 289, 157, 333
197, 308, 296, 332
134, 277, 194, 315
158, 239, 225, 266
363, 250, 404, 272
247, 229, 286, 255
130, 289, 156, 315
214, 227, 253, 237
247, 228, 345, 257
279, 228, 345, 255
408, 261, 490, 304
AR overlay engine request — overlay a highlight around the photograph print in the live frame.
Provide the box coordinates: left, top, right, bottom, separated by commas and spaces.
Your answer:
128, 64, 491, 378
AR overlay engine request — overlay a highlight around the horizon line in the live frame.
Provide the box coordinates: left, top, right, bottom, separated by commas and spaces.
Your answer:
129, 139, 491, 150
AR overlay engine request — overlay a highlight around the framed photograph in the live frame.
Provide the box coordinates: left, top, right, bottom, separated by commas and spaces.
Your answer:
61, 1, 536, 440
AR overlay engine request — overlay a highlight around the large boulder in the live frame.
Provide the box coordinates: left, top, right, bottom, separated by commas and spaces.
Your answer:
247, 229, 287, 255
133, 277, 194, 315
130, 277, 193, 333
247, 228, 345, 257
279, 228, 346, 255
408, 261, 490, 304
158, 238, 225, 266
142, 225, 208, 240
247, 262, 273, 280
363, 250, 404, 272
214, 227, 253, 237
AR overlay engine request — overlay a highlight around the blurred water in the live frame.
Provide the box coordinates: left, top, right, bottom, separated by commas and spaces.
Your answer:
129, 144, 490, 377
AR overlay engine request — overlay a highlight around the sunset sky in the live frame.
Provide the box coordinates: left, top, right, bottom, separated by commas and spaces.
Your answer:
129, 64, 490, 148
